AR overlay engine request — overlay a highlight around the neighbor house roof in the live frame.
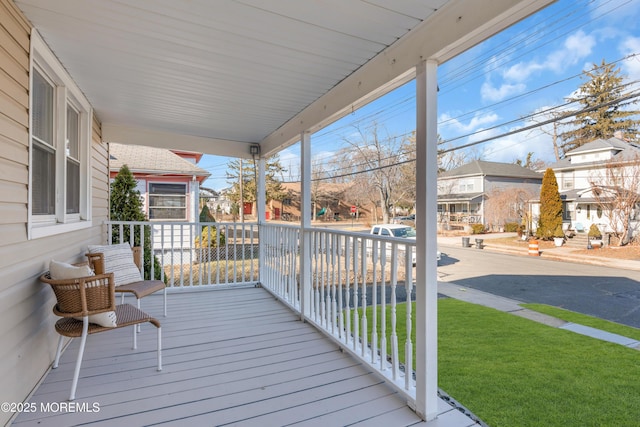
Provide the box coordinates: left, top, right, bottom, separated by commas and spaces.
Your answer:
437, 192, 484, 203
439, 160, 543, 180
566, 137, 630, 154
110, 143, 210, 180
547, 137, 640, 171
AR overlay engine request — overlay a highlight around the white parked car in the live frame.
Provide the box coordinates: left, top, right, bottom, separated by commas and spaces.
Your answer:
369, 224, 441, 265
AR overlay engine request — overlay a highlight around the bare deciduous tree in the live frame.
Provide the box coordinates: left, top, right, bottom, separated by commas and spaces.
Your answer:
338, 123, 412, 224
589, 154, 640, 246
484, 187, 535, 232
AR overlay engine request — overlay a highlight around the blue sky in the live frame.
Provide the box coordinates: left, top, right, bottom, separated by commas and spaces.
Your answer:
200, 0, 640, 190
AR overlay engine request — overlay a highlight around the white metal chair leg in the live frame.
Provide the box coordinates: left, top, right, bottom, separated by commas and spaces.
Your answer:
157, 326, 162, 371
136, 299, 142, 333
133, 323, 137, 349
69, 318, 89, 401
53, 335, 65, 369
164, 288, 167, 317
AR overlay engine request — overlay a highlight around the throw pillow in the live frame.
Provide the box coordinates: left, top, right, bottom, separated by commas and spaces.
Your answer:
87, 243, 142, 286
49, 260, 93, 280
48, 260, 117, 328
80, 311, 117, 328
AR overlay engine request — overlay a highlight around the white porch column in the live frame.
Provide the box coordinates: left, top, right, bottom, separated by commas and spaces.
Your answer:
414, 59, 439, 421
300, 131, 312, 319
257, 156, 266, 283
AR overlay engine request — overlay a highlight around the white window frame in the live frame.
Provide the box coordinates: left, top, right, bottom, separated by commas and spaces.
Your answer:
148, 182, 188, 221
28, 31, 92, 239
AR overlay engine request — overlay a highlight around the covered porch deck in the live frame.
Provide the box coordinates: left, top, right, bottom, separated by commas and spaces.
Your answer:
14, 288, 474, 427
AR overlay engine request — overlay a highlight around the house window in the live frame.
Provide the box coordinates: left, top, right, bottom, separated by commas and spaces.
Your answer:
29, 32, 92, 239
31, 69, 55, 216
563, 179, 573, 190
66, 104, 81, 214
148, 183, 187, 220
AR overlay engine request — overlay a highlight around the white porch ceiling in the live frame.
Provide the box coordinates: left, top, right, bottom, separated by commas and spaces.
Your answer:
16, 0, 554, 158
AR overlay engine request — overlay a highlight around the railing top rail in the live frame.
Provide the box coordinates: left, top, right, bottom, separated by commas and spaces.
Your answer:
106, 220, 259, 226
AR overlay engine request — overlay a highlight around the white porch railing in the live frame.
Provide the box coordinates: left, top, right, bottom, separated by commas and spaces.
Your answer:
107, 220, 260, 288
261, 223, 419, 404
104, 220, 420, 405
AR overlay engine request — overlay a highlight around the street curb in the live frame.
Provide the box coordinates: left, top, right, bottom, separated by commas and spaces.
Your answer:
474, 243, 640, 272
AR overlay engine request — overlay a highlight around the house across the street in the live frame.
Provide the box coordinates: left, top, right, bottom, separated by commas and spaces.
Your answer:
536, 136, 640, 242
437, 160, 543, 231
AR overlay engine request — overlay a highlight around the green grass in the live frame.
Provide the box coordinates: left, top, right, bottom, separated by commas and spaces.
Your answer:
521, 303, 640, 341
362, 299, 640, 427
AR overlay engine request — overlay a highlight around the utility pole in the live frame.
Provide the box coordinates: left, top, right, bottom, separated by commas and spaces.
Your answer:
239, 158, 244, 223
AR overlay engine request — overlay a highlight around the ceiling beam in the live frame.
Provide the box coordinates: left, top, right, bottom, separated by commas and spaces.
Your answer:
103, 124, 257, 159
260, 0, 555, 156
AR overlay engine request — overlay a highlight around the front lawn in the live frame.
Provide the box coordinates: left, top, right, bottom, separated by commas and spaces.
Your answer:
364, 299, 640, 426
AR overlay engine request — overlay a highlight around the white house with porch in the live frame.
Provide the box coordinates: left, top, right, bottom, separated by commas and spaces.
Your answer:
438, 160, 543, 230
535, 137, 640, 242
0, 0, 555, 425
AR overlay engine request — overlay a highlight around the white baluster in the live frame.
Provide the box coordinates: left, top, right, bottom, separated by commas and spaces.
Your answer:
337, 234, 343, 340
390, 244, 399, 380
352, 237, 359, 352
380, 242, 387, 371
344, 235, 351, 346
371, 238, 378, 364
405, 246, 413, 391
330, 233, 337, 335
313, 231, 320, 322
360, 236, 367, 358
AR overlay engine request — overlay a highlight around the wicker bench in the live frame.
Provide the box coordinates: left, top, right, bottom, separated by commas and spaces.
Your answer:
40, 270, 162, 401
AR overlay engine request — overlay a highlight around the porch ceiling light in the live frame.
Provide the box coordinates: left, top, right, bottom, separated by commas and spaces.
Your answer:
249, 144, 260, 156
577, 207, 581, 213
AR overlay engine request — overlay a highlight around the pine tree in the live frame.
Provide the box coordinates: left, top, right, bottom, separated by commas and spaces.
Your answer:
559, 60, 640, 153
537, 168, 563, 240
110, 165, 162, 280
226, 155, 287, 213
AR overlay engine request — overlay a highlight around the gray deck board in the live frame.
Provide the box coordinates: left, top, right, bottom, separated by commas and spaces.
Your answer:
13, 287, 469, 426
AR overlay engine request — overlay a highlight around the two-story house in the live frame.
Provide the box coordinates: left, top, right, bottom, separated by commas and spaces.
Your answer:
438, 160, 543, 230
544, 136, 640, 240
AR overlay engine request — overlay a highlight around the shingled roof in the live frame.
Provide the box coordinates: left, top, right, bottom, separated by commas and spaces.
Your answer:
110, 143, 210, 178
439, 160, 543, 180
547, 137, 640, 170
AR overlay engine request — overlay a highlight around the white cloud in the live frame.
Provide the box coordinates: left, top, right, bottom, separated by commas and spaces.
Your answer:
480, 81, 526, 102
479, 110, 560, 164
481, 30, 595, 102
277, 147, 301, 181
590, 0, 639, 21
619, 36, 640, 81
439, 112, 499, 135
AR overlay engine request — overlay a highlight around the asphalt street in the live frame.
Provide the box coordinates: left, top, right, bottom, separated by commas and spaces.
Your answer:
437, 244, 640, 328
